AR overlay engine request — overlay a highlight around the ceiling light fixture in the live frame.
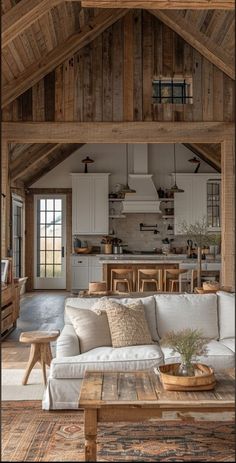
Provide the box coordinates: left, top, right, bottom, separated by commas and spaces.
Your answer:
168, 144, 185, 193
121, 144, 136, 194
188, 155, 201, 173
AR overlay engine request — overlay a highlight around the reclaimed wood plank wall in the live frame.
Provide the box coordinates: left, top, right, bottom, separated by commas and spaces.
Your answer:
2, 11, 234, 123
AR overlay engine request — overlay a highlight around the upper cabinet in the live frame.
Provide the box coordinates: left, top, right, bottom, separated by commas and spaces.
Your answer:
71, 174, 110, 235
174, 173, 221, 234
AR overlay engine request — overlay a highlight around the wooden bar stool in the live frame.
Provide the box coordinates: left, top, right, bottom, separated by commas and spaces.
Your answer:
19, 330, 60, 385
164, 269, 189, 292
111, 269, 135, 293
138, 269, 162, 292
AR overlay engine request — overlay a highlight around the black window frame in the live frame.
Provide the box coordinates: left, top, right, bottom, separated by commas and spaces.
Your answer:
152, 79, 192, 104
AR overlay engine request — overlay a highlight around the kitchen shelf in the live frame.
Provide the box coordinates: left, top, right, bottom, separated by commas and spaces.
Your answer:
109, 198, 123, 202
159, 198, 174, 202
109, 215, 126, 218
162, 215, 174, 219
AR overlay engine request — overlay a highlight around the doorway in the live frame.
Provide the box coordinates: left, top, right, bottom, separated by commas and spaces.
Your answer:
34, 195, 66, 289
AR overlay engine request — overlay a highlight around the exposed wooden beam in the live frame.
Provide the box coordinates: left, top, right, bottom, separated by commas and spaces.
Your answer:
149, 10, 235, 79
25, 144, 83, 186
183, 143, 221, 172
10, 144, 59, 180
2, 122, 234, 144
2, 9, 127, 108
2, 0, 61, 48
81, 0, 235, 9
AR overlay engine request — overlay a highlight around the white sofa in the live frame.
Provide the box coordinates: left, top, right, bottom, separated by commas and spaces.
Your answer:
43, 291, 235, 410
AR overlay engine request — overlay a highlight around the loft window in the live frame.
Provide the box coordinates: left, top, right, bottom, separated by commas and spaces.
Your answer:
12, 197, 24, 278
152, 78, 193, 104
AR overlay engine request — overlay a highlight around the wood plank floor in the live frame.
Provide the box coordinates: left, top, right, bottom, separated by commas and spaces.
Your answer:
2, 291, 69, 369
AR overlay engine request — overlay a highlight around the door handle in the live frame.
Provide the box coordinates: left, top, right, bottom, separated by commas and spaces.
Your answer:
61, 246, 65, 257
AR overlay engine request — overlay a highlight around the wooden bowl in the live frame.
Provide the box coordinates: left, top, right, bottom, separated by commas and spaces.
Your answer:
203, 281, 220, 291
157, 363, 216, 391
89, 281, 107, 293
74, 247, 93, 254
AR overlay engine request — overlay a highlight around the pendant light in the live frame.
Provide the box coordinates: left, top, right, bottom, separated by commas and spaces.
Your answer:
188, 155, 201, 173
121, 144, 136, 194
168, 144, 185, 193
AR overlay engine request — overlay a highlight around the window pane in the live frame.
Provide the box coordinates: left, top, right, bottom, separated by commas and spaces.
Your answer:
46, 211, 54, 224
55, 225, 61, 236
40, 211, 45, 223
161, 85, 171, 98
46, 251, 53, 264
40, 251, 46, 264
46, 265, 53, 277
54, 251, 61, 264
54, 265, 62, 277
55, 199, 62, 210
54, 238, 61, 250
40, 238, 45, 250
46, 199, 54, 210
40, 199, 46, 211
40, 225, 46, 237
46, 224, 54, 236
55, 211, 61, 223
46, 238, 54, 250
40, 265, 46, 277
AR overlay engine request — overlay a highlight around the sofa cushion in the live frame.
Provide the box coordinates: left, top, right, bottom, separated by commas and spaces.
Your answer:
217, 291, 235, 340
161, 339, 235, 371
219, 338, 235, 353
51, 344, 163, 379
154, 294, 218, 339
65, 305, 112, 353
104, 300, 153, 347
56, 324, 80, 358
65, 295, 158, 341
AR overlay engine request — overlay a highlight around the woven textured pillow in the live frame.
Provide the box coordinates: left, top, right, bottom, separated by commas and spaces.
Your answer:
65, 305, 112, 353
104, 299, 153, 348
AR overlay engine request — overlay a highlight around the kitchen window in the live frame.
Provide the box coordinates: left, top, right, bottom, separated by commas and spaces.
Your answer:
12, 197, 24, 278
152, 78, 193, 104
207, 180, 221, 229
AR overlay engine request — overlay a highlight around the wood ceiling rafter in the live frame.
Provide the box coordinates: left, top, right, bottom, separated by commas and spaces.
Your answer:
24, 143, 84, 186
183, 143, 221, 171
2, 8, 128, 108
148, 10, 235, 79
2, 0, 62, 48
10, 143, 60, 180
81, 0, 235, 9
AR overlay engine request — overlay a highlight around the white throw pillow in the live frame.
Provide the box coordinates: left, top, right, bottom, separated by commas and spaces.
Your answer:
217, 291, 235, 339
154, 293, 219, 339
66, 305, 112, 353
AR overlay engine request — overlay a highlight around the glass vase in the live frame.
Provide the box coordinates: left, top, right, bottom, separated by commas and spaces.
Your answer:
176, 361, 195, 377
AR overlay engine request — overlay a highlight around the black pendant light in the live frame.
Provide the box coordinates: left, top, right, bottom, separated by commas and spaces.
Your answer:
188, 155, 201, 173
121, 144, 136, 194
168, 144, 185, 193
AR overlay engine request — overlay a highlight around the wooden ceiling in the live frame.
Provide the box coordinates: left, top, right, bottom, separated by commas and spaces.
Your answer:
3, 1, 232, 183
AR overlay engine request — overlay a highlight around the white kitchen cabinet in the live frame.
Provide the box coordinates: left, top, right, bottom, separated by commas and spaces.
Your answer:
71, 255, 103, 290
174, 173, 221, 234
71, 174, 110, 235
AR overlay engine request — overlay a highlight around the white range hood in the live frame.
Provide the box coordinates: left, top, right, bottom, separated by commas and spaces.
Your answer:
122, 145, 161, 213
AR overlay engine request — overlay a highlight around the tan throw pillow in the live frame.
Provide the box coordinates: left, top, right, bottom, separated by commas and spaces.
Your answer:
104, 299, 154, 348
65, 305, 112, 353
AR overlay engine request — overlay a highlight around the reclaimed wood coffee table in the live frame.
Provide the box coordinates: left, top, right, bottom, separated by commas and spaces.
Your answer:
79, 369, 235, 462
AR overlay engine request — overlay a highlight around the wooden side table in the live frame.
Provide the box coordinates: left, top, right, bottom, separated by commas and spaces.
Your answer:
19, 330, 60, 385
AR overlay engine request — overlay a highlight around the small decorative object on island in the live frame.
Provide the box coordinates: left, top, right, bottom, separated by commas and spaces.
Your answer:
101, 235, 114, 254
160, 328, 208, 377
82, 156, 94, 173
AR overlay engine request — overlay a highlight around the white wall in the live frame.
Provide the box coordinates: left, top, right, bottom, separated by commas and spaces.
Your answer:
31, 143, 216, 190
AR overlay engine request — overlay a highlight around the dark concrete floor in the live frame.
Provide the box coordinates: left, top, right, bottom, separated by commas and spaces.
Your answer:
7, 291, 70, 341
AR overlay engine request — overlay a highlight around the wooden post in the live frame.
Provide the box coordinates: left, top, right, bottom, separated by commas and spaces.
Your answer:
1, 141, 10, 257
84, 409, 97, 462
221, 140, 235, 290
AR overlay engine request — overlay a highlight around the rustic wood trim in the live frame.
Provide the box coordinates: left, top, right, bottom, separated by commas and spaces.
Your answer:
2, 0, 61, 48
25, 144, 83, 186
2, 122, 234, 143
221, 140, 235, 291
81, 1, 235, 9
149, 10, 235, 79
2, 9, 128, 108
10, 144, 60, 181
1, 141, 10, 257
123, 11, 134, 121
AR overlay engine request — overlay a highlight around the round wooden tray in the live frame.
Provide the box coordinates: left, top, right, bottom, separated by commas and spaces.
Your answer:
157, 363, 216, 391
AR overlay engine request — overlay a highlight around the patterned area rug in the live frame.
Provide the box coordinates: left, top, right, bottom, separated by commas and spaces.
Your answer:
2, 401, 235, 462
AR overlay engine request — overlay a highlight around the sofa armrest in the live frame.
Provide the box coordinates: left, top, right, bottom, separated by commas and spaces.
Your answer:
56, 324, 80, 358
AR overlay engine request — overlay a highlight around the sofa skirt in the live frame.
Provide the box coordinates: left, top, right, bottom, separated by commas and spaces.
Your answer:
42, 377, 83, 410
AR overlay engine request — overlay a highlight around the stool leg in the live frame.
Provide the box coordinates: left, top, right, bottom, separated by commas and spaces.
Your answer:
171, 281, 174, 292
22, 343, 40, 385
40, 344, 47, 386
155, 281, 159, 291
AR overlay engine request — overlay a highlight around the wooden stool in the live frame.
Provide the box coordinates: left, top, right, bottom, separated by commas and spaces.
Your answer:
111, 269, 135, 292
164, 269, 189, 292
138, 269, 162, 292
19, 330, 60, 385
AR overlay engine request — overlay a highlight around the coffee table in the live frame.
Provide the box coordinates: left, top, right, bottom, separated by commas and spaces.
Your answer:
78, 369, 235, 462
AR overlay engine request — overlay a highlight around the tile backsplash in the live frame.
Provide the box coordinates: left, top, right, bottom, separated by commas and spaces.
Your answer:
74, 213, 189, 253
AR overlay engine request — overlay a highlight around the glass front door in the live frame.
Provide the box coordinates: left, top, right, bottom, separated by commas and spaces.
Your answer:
34, 195, 66, 289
